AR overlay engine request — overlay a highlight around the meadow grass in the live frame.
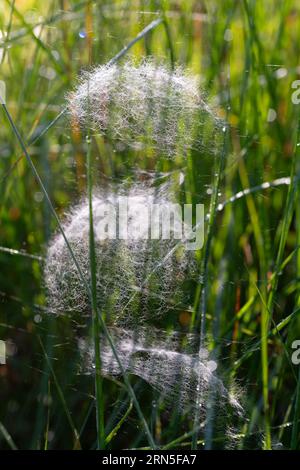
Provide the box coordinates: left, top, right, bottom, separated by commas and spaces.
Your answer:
0, 0, 300, 450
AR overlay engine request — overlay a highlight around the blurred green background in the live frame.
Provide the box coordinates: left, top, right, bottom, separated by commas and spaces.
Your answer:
1, 0, 300, 450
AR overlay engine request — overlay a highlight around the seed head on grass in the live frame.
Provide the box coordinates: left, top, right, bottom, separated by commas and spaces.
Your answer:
67, 60, 221, 157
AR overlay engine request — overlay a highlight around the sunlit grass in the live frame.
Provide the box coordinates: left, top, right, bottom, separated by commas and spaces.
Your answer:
0, 0, 300, 450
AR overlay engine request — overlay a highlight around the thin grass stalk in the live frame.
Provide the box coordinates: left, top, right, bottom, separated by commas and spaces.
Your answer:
239, 4, 271, 446
85, 1, 105, 449
106, 18, 162, 67
0, 420, 18, 450
38, 336, 81, 449
0, 0, 15, 65
86, 104, 105, 450
266, 118, 300, 449
267, 128, 299, 314
160, 3, 175, 68
291, 126, 300, 450
44, 380, 51, 450
191, 46, 230, 446
191, 126, 228, 450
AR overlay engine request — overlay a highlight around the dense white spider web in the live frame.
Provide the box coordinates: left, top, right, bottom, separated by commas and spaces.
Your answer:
44, 180, 197, 324
44, 59, 243, 432
79, 326, 243, 419
44, 178, 244, 424
67, 60, 222, 158
0, 59, 251, 448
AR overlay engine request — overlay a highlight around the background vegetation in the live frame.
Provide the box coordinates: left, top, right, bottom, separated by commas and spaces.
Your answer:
0, 0, 300, 450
